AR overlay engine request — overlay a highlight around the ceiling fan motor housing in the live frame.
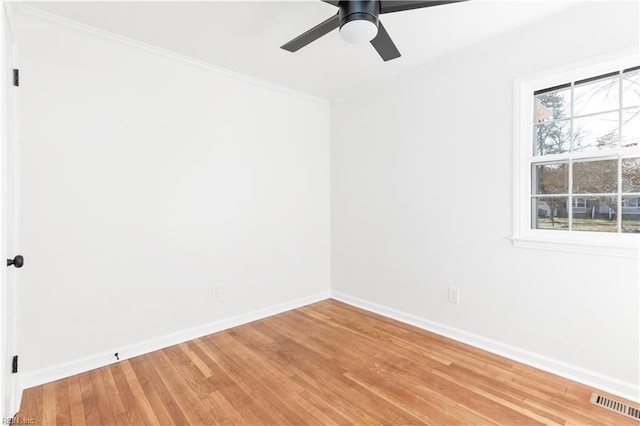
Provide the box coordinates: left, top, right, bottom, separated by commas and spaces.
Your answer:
338, 0, 380, 29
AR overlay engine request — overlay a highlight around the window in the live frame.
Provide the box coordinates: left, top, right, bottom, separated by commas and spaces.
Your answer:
572, 197, 587, 214
622, 196, 640, 213
513, 51, 639, 257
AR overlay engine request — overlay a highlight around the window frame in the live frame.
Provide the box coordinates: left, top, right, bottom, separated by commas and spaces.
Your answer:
512, 49, 640, 258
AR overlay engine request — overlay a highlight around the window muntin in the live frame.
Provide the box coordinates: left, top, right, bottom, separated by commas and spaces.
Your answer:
530, 66, 640, 234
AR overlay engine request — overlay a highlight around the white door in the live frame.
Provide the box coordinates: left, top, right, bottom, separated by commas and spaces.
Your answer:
0, 4, 21, 418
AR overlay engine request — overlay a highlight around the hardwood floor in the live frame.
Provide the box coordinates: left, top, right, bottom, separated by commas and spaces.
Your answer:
16, 299, 639, 425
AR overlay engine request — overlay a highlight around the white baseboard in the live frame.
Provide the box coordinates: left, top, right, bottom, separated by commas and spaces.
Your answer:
331, 291, 640, 403
20, 291, 331, 390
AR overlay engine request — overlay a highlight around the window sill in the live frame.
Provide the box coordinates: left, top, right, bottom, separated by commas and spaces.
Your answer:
511, 235, 639, 258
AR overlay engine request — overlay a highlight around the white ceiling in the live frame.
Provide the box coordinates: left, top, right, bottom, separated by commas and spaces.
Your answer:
24, 1, 582, 99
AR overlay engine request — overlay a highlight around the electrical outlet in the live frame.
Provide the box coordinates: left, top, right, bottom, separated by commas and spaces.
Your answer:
212, 285, 221, 298
448, 287, 460, 304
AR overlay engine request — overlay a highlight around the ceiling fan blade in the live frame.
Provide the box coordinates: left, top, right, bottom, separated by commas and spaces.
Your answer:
380, 0, 468, 14
321, 0, 340, 6
370, 21, 401, 61
281, 14, 340, 52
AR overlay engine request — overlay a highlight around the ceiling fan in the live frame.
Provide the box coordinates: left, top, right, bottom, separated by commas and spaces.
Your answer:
281, 1, 468, 62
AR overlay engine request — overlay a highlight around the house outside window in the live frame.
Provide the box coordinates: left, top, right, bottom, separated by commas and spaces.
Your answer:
622, 196, 640, 213
572, 197, 587, 214
513, 51, 639, 257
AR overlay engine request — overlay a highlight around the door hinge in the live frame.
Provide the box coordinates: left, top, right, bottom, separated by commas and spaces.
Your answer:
11, 355, 18, 374
12, 69, 19, 87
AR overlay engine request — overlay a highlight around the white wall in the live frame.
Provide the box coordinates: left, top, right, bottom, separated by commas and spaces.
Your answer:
15, 12, 330, 378
331, 2, 640, 399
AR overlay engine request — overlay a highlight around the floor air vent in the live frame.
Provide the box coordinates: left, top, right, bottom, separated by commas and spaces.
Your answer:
590, 392, 640, 420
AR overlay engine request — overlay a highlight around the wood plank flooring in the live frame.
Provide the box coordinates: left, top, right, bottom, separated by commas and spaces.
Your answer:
15, 299, 639, 425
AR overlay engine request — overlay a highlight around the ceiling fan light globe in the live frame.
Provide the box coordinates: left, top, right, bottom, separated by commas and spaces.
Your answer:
340, 20, 378, 43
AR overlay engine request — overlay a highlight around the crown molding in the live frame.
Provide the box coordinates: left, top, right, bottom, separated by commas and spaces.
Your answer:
19, 3, 330, 107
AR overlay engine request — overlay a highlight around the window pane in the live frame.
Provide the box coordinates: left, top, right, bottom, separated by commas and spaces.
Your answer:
622, 196, 640, 233
532, 197, 568, 230
623, 69, 640, 108
572, 196, 617, 232
574, 74, 620, 116
622, 109, 640, 148
622, 157, 640, 192
573, 112, 619, 152
534, 89, 570, 122
534, 120, 570, 155
532, 163, 568, 194
573, 159, 617, 193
